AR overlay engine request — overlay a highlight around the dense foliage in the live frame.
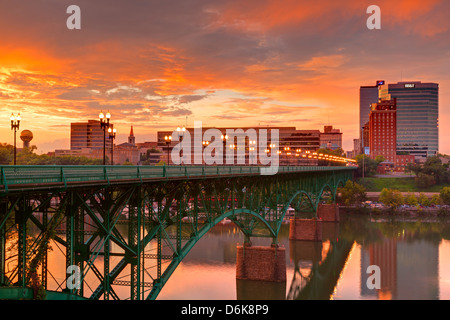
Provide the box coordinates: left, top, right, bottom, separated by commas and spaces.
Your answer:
0, 143, 103, 165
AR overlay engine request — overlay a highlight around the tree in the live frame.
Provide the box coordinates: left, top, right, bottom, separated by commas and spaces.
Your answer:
0, 145, 13, 165
410, 156, 449, 187
415, 173, 436, 188
430, 194, 442, 205
379, 188, 404, 209
406, 193, 418, 206
374, 155, 386, 163
418, 193, 430, 207
422, 156, 448, 184
406, 162, 422, 176
440, 187, 450, 205
336, 180, 367, 206
355, 154, 379, 177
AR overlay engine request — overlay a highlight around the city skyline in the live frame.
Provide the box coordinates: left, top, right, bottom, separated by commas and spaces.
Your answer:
0, 1, 449, 155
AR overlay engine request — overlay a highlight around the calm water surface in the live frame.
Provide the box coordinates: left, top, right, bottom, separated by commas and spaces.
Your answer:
20, 212, 450, 300
157, 213, 450, 300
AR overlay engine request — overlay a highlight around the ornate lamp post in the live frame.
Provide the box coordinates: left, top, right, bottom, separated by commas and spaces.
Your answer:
10, 113, 21, 165
177, 126, 186, 142
249, 139, 256, 165
164, 135, 172, 166
108, 127, 116, 165
99, 111, 111, 165
176, 126, 186, 165
221, 134, 228, 165
202, 140, 209, 165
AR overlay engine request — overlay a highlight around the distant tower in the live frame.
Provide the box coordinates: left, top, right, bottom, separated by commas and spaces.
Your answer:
20, 130, 33, 148
128, 125, 135, 146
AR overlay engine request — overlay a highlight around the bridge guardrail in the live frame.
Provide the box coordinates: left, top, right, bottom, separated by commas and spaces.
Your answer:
0, 165, 356, 192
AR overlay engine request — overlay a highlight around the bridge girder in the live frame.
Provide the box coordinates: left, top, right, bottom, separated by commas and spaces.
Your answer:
0, 166, 355, 300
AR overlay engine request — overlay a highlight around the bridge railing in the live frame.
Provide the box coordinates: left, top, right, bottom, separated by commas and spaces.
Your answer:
0, 165, 356, 192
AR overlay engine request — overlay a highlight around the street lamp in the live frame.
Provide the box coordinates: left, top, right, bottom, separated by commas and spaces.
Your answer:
249, 140, 256, 165
221, 134, 228, 165
108, 127, 116, 165
176, 126, 186, 165
202, 140, 209, 165
177, 126, 186, 142
99, 111, 111, 165
10, 113, 21, 165
164, 135, 172, 165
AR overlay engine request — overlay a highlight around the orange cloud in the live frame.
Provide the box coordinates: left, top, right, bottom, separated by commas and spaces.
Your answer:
0, 1, 448, 154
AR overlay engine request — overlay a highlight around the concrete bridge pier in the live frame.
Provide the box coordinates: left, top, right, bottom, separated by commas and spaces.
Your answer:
317, 203, 339, 222
236, 243, 286, 283
289, 218, 323, 241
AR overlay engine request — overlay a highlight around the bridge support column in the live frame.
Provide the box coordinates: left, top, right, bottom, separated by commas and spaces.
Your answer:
289, 218, 322, 241
317, 203, 339, 222
236, 245, 286, 282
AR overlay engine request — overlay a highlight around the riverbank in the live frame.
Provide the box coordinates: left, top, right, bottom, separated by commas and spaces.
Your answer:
365, 191, 439, 201
340, 204, 450, 217
357, 176, 450, 193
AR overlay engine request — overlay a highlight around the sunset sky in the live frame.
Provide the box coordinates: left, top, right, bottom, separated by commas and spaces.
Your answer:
0, 0, 449, 154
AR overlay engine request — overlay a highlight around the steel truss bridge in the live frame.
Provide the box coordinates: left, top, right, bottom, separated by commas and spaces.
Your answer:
0, 165, 355, 300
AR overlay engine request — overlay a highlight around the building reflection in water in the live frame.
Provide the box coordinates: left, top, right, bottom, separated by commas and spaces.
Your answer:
361, 228, 439, 300
4, 213, 446, 300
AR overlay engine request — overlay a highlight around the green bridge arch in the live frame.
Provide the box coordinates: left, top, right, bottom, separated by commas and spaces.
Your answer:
0, 165, 356, 300
148, 177, 350, 299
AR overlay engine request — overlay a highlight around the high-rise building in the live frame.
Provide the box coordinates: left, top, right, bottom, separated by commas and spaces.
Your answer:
70, 120, 113, 151
379, 81, 439, 160
360, 80, 385, 138
361, 122, 370, 155
369, 98, 397, 162
368, 98, 415, 173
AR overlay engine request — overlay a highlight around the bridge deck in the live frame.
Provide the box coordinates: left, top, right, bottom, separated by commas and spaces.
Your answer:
0, 165, 356, 194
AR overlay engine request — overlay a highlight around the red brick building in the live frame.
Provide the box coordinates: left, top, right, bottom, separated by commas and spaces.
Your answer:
369, 98, 397, 162
369, 98, 415, 173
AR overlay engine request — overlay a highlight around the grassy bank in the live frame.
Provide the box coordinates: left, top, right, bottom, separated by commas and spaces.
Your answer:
356, 176, 450, 192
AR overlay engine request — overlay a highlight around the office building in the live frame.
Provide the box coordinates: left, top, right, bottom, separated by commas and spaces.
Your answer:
319, 125, 342, 150
361, 122, 370, 155
70, 120, 113, 151
157, 126, 322, 165
379, 81, 439, 160
369, 98, 397, 162
360, 80, 385, 139
368, 98, 415, 173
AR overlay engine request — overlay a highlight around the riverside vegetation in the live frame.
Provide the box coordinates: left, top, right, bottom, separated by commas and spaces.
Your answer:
337, 181, 450, 215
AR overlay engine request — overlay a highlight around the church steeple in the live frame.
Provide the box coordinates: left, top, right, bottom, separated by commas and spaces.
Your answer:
128, 125, 135, 145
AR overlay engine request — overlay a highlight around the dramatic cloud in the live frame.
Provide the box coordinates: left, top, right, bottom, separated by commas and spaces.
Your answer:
0, 0, 448, 153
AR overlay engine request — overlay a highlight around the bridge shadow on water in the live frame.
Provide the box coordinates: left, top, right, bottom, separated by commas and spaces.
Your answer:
235, 217, 356, 300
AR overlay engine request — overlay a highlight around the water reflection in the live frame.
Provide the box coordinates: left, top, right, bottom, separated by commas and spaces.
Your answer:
160, 213, 450, 300
359, 220, 441, 300
5, 212, 450, 300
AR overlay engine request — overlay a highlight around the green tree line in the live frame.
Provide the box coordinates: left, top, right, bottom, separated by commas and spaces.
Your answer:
337, 180, 450, 209
406, 156, 450, 187
0, 143, 103, 165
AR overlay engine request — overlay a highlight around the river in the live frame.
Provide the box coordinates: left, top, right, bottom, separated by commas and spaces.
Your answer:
157, 213, 450, 300
12, 212, 450, 300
